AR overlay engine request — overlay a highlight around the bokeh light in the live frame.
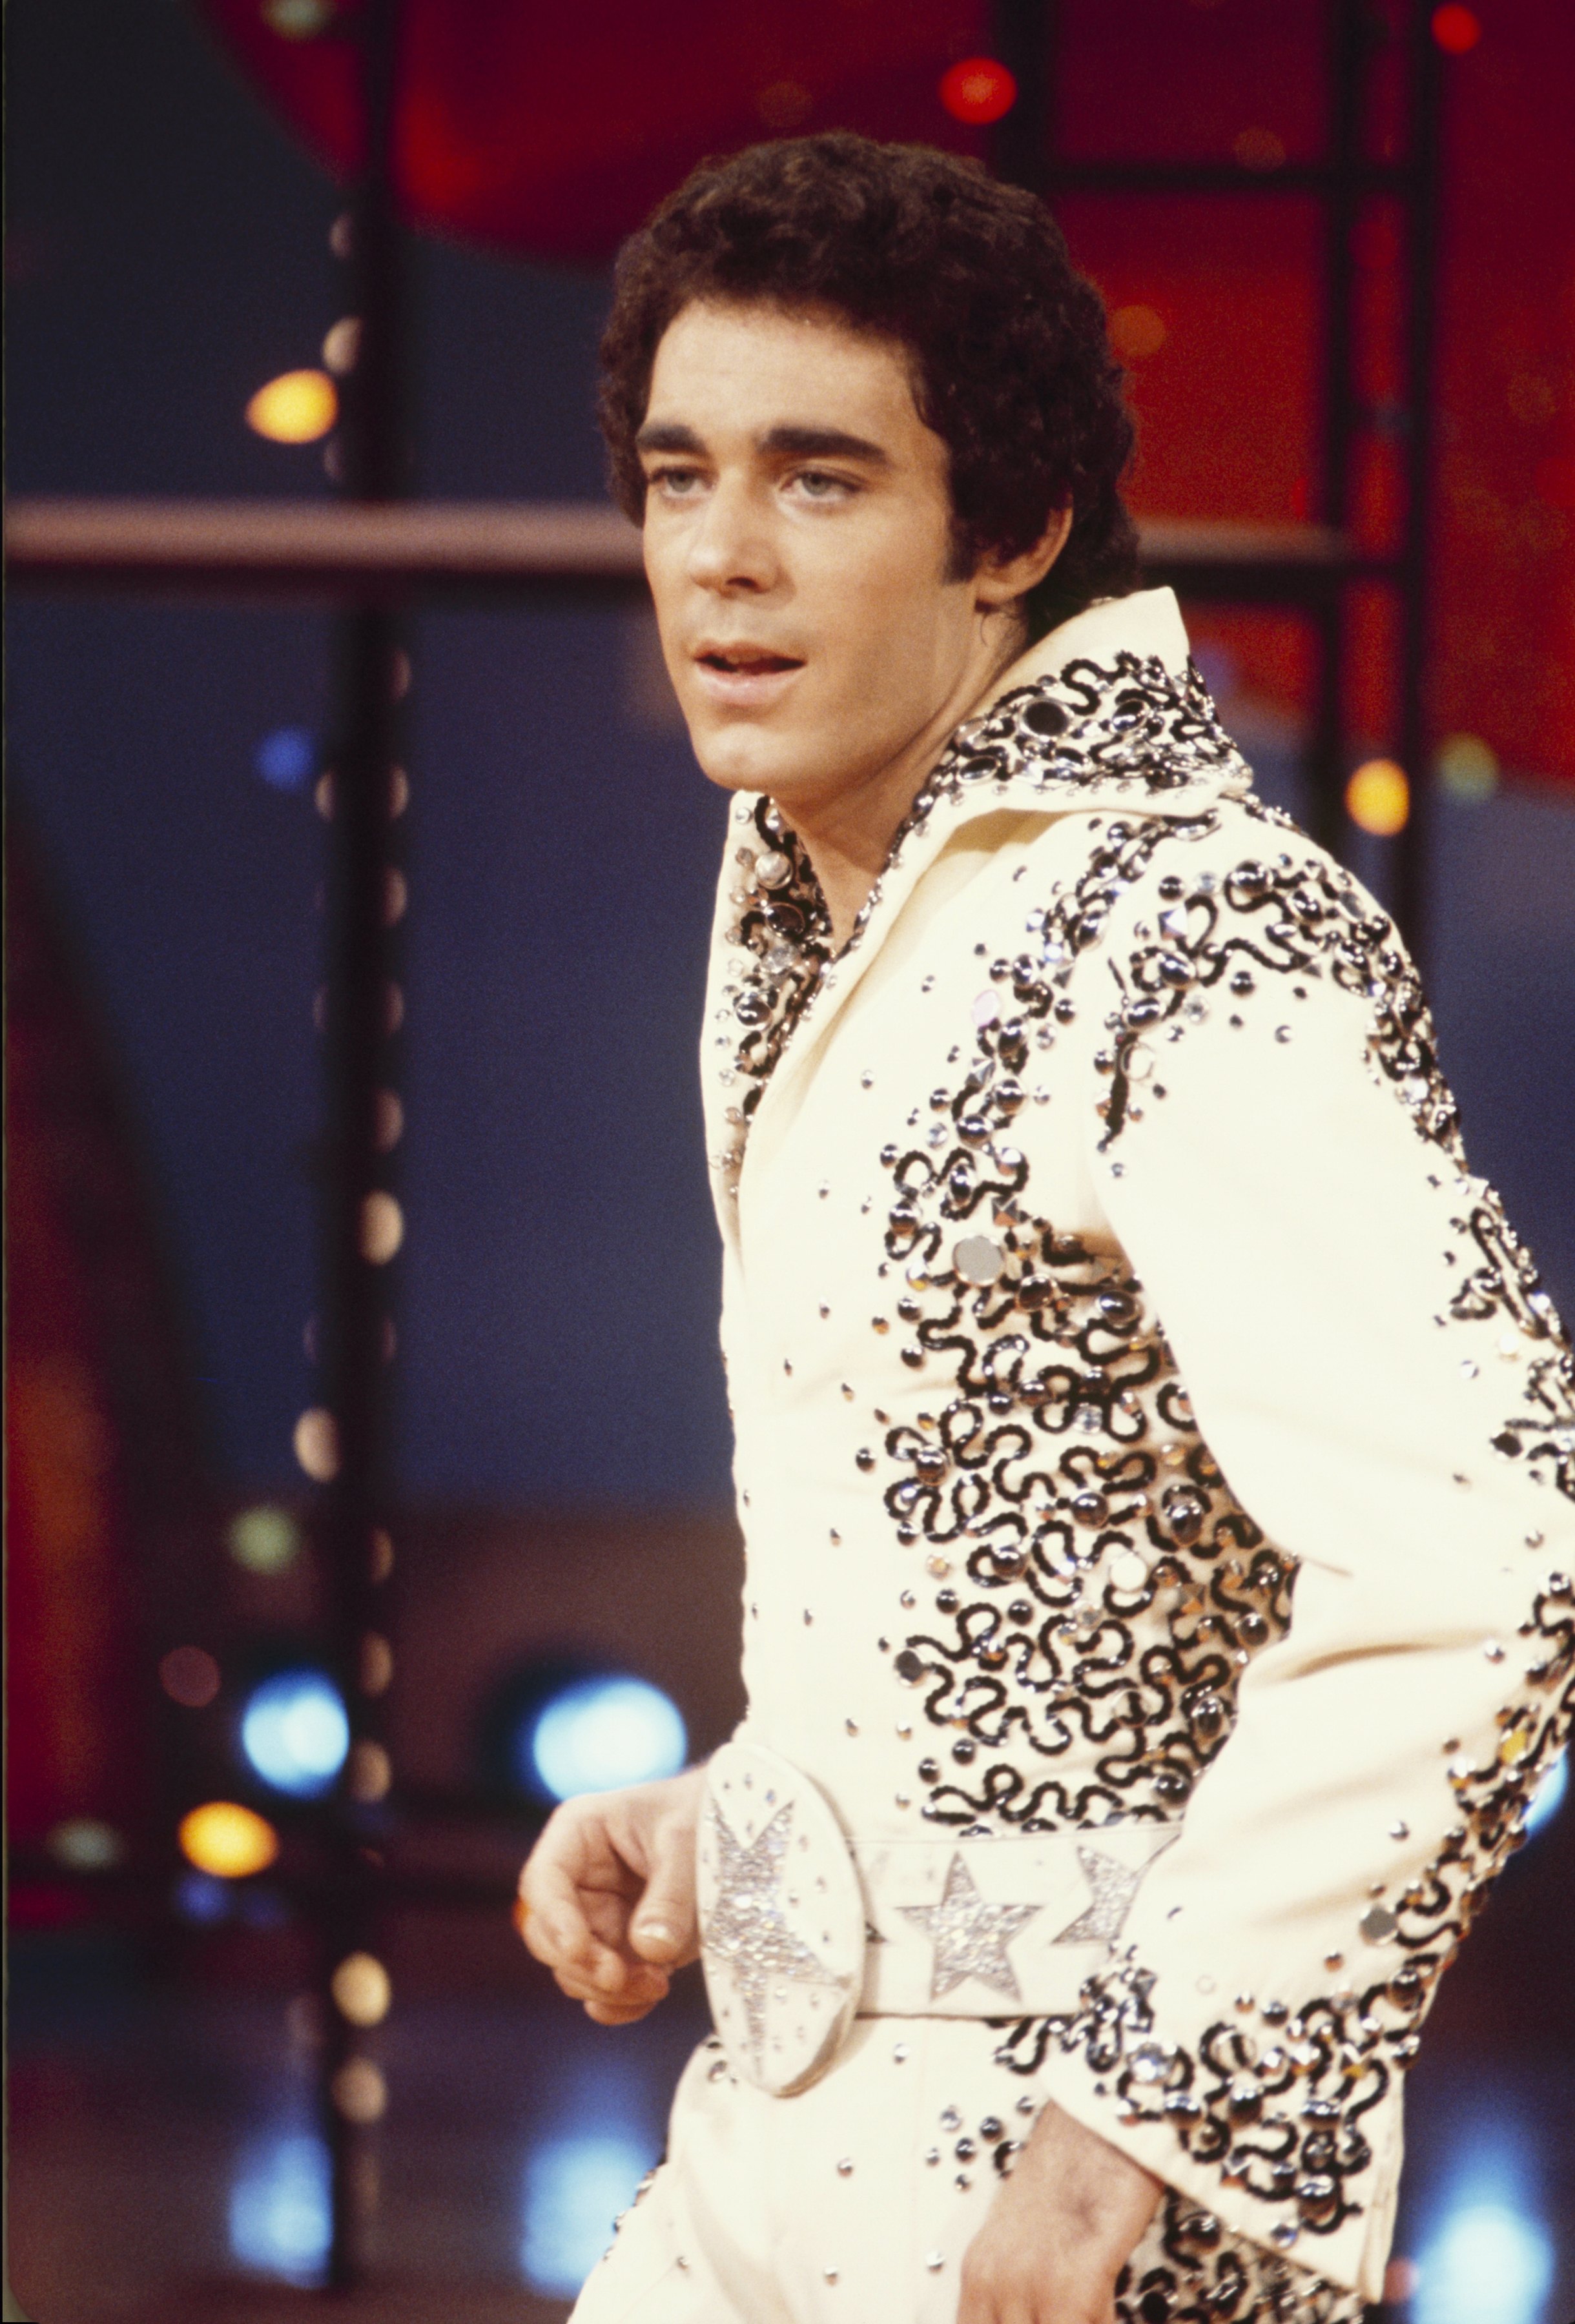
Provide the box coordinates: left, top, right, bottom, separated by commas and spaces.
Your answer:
1232, 125, 1287, 171
1432, 5, 1482, 55
46, 1817, 125, 1871
293, 1406, 340, 1483
523, 1675, 686, 1804
520, 2132, 658, 2296
331, 2058, 387, 2123
1415, 2199, 1552, 2324
229, 2130, 330, 2283
1525, 1749, 1567, 1837
347, 1740, 393, 1802
1436, 732, 1499, 802
373, 1090, 405, 1152
240, 1669, 350, 1798
180, 1800, 281, 1879
174, 1868, 231, 1924
360, 1631, 394, 1694
755, 79, 812, 130
1346, 757, 1410, 836
1111, 303, 1168, 361
245, 369, 337, 444
331, 1952, 392, 2027
228, 1504, 302, 1575
321, 316, 361, 375
160, 1645, 222, 1708
938, 57, 1017, 126
254, 727, 317, 794
359, 1190, 404, 1265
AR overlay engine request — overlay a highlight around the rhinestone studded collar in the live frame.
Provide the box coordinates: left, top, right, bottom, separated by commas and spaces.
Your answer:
706, 590, 1252, 1200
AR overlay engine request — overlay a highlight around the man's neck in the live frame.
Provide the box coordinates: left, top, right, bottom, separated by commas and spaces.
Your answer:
786, 615, 1031, 952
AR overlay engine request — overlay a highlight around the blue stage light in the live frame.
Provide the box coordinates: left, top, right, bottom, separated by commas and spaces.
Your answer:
519, 2131, 657, 2296
174, 1868, 231, 1926
522, 1675, 686, 1804
240, 1669, 349, 1798
254, 726, 317, 793
1414, 2198, 1552, 2324
229, 2130, 330, 2284
1524, 1749, 1567, 1837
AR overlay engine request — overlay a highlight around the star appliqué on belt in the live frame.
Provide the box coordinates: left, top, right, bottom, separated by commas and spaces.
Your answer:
1052, 1835, 1179, 1945
701, 1798, 849, 2058
900, 1853, 1042, 2001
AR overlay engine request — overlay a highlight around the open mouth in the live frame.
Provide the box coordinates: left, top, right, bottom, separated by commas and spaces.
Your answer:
696, 649, 805, 675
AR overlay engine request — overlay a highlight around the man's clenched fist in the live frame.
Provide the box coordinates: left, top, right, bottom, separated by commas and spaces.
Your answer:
517, 1766, 705, 2025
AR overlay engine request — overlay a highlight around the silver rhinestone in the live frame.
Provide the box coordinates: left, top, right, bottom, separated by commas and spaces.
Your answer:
836, 2157, 853, 2176
1359, 1905, 1399, 1944
953, 1234, 1005, 1286
925, 2252, 945, 2272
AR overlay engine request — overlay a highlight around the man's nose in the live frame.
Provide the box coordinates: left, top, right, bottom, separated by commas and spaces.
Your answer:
685, 478, 777, 593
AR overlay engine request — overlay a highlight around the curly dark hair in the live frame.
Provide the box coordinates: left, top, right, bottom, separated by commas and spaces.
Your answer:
599, 132, 1138, 640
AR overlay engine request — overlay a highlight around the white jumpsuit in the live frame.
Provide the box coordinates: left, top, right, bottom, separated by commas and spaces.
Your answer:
573, 591, 1574, 2323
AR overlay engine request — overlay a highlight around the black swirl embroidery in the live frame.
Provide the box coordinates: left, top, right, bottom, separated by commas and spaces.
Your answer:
1085, 841, 1575, 1505
963, 824, 1575, 2250
868, 810, 1297, 1835
712, 797, 831, 1191
714, 651, 1253, 1187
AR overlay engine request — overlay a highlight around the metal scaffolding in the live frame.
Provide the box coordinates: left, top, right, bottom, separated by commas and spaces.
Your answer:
993, 0, 1444, 921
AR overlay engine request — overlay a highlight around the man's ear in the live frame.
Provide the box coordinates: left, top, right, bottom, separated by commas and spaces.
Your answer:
974, 505, 1073, 611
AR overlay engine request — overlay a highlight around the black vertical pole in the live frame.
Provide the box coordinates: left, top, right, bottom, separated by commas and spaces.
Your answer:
316, 0, 407, 2290
1392, 5, 1444, 961
991, 0, 1054, 194
1310, 0, 1366, 859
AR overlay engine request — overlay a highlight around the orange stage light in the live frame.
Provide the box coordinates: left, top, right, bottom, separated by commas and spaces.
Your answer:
1346, 759, 1411, 837
245, 369, 338, 444
178, 1800, 280, 1879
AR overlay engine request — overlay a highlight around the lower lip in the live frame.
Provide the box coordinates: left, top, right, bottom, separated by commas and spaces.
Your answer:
691, 659, 805, 711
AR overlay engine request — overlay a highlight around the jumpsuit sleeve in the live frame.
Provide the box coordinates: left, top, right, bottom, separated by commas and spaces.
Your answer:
1025, 826, 1575, 2298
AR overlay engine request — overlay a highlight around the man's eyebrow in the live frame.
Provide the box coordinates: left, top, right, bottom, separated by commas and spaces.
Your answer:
635, 421, 705, 454
633, 420, 892, 466
759, 425, 891, 466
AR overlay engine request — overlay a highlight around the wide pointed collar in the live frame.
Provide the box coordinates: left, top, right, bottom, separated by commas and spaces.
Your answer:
705, 587, 1252, 1217
905, 586, 1251, 834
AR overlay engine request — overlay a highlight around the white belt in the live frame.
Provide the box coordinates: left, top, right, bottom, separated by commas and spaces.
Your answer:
697, 1740, 1180, 2097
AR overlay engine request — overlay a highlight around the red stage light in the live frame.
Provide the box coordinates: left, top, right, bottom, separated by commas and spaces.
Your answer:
1431, 5, 1481, 53
938, 57, 1016, 127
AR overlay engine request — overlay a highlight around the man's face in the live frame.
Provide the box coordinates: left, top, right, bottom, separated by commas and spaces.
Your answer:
638, 300, 990, 817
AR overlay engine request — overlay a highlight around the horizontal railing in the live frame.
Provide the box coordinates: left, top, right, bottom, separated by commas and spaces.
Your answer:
6, 497, 1367, 604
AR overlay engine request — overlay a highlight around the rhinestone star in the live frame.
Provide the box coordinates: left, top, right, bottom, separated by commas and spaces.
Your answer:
702, 1798, 850, 2059
900, 1853, 1041, 2001
1053, 1835, 1177, 1946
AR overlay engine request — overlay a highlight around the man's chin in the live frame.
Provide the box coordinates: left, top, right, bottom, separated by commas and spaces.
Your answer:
689, 722, 805, 800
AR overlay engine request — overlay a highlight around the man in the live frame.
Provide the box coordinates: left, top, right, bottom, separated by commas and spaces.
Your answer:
518, 134, 1573, 2324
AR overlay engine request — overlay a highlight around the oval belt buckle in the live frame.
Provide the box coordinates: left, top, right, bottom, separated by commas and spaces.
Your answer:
697, 1740, 865, 2097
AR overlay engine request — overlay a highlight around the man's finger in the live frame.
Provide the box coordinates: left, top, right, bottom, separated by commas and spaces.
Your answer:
624, 1817, 699, 1964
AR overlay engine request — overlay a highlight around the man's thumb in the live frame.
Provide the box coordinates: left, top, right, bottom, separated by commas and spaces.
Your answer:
629, 1866, 695, 1963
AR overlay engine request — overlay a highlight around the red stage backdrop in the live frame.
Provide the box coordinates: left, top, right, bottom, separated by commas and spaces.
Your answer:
195, 0, 1573, 786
